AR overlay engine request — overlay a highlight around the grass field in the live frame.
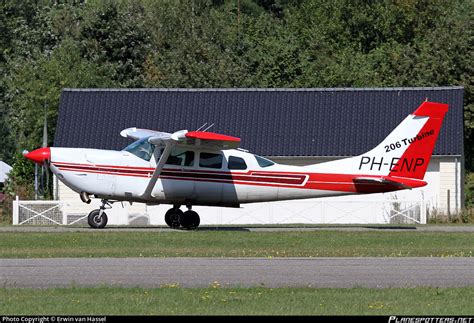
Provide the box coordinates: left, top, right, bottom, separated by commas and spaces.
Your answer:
1, 230, 473, 258
1, 229, 473, 316
1, 286, 473, 315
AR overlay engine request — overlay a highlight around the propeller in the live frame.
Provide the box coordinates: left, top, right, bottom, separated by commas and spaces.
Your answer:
22, 105, 51, 199
37, 106, 49, 198
35, 105, 49, 198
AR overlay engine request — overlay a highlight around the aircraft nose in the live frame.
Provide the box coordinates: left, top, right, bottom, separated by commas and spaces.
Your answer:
24, 147, 51, 164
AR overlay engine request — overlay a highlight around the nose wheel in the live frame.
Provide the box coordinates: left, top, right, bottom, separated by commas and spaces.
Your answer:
87, 209, 108, 229
164, 205, 200, 230
87, 199, 112, 229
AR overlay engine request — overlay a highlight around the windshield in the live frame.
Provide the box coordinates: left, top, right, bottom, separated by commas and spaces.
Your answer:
255, 155, 275, 168
122, 138, 155, 161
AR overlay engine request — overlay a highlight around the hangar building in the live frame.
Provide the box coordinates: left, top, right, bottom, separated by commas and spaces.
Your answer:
53, 87, 464, 224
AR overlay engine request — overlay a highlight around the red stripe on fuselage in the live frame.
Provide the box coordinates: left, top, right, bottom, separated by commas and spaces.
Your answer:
51, 162, 409, 193
52, 162, 308, 186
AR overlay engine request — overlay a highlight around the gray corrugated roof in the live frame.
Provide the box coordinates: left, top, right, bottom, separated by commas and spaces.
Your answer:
54, 87, 464, 157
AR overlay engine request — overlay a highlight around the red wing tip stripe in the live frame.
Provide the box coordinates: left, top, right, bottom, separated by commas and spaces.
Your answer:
186, 131, 241, 142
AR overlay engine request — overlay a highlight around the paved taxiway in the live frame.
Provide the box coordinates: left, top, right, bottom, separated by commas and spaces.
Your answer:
1, 257, 473, 288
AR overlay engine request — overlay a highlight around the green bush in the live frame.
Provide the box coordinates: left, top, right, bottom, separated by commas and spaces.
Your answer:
465, 172, 474, 209
0, 152, 35, 224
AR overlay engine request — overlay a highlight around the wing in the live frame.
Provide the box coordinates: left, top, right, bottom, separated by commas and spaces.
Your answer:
122, 128, 241, 150
120, 127, 172, 141
180, 131, 241, 149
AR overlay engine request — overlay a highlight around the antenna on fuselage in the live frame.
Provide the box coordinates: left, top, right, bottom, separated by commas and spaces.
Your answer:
202, 123, 215, 132
195, 123, 208, 131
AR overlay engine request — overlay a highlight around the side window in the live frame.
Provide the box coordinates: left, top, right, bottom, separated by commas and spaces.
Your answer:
255, 155, 275, 168
166, 148, 194, 166
199, 152, 223, 169
228, 156, 247, 170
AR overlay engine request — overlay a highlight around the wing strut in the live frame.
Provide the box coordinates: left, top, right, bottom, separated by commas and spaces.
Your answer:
141, 141, 174, 199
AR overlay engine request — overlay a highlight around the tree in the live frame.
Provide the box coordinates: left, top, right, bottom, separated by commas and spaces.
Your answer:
80, 1, 152, 87
5, 38, 116, 153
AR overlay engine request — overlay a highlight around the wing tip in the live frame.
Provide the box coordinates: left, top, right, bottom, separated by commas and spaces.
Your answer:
186, 131, 241, 142
120, 127, 137, 138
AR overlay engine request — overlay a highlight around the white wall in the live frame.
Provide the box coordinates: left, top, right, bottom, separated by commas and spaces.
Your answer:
55, 156, 462, 225
438, 157, 462, 214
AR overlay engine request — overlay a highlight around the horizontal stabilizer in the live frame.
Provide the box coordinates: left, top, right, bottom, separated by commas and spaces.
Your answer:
353, 176, 427, 193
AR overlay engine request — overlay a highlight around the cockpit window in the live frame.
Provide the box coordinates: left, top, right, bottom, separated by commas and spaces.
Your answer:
122, 138, 155, 161
255, 155, 275, 168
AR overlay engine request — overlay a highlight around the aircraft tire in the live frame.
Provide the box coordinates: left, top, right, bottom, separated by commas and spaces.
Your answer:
87, 209, 108, 229
165, 208, 183, 229
181, 210, 200, 230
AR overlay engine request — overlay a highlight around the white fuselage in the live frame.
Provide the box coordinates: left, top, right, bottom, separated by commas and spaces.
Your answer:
49, 146, 358, 207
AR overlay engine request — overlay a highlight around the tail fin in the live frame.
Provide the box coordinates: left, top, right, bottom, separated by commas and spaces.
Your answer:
388, 101, 448, 179
315, 101, 448, 180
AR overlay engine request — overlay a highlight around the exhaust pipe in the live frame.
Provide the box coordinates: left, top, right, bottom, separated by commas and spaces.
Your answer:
80, 191, 91, 204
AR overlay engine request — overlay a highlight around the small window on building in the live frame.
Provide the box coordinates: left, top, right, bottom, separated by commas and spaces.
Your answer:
255, 155, 275, 168
199, 152, 223, 169
228, 156, 247, 170
165, 148, 194, 166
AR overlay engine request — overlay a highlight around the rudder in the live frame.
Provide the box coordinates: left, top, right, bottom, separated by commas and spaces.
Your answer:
388, 101, 448, 179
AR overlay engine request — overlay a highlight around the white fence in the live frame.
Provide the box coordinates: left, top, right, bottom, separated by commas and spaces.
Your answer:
13, 198, 65, 225
12, 196, 427, 225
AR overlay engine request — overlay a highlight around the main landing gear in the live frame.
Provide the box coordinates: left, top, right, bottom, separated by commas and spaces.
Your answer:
87, 199, 112, 229
165, 204, 200, 230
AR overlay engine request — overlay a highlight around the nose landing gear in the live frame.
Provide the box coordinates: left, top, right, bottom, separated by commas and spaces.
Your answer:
164, 204, 200, 230
87, 199, 112, 229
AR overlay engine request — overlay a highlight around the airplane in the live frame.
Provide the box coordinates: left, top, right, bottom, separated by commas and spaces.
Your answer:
24, 101, 448, 229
